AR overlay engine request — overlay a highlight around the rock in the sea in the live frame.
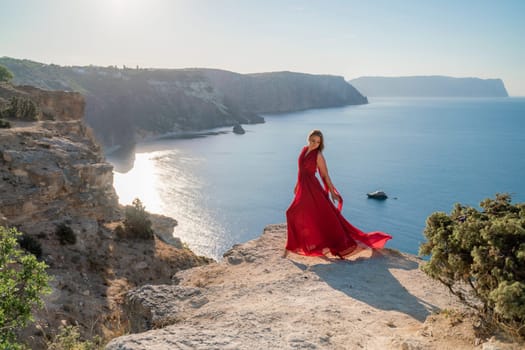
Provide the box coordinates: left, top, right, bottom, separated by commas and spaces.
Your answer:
233, 124, 245, 134
367, 190, 388, 200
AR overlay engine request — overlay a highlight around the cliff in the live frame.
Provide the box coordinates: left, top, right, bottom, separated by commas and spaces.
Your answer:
0, 82, 118, 226
349, 76, 509, 97
0, 57, 367, 149
2, 83, 519, 349
200, 69, 368, 113
0, 83, 211, 348
106, 224, 520, 350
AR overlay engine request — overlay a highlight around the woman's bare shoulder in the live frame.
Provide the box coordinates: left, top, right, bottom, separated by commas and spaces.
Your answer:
316, 151, 327, 165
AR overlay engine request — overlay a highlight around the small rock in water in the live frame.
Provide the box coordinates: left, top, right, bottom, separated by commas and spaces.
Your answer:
367, 190, 388, 200
233, 124, 245, 134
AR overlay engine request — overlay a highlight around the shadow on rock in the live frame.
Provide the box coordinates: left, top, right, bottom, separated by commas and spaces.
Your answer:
295, 250, 440, 322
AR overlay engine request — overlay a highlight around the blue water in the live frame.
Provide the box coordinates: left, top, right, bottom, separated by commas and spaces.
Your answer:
109, 97, 525, 260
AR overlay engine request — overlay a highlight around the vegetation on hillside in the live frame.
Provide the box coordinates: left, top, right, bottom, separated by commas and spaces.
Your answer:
0, 65, 13, 83
0, 96, 38, 121
115, 198, 154, 240
0, 119, 10, 128
0, 226, 50, 349
420, 193, 525, 339
46, 325, 103, 350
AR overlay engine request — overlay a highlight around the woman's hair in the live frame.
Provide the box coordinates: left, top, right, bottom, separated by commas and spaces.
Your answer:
308, 129, 324, 151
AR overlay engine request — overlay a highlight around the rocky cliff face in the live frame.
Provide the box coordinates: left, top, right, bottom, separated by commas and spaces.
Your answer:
1, 58, 367, 150
0, 83, 85, 121
202, 69, 368, 113
349, 76, 509, 97
0, 120, 117, 226
0, 83, 211, 349
0, 83, 118, 229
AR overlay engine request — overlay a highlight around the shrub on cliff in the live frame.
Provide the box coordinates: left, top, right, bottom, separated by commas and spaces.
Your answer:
117, 198, 154, 240
17, 233, 43, 259
47, 325, 103, 350
0, 226, 51, 349
1, 96, 38, 121
0, 65, 13, 83
0, 118, 10, 128
55, 223, 76, 245
419, 193, 525, 339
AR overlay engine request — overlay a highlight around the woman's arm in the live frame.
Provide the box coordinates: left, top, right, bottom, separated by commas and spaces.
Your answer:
317, 152, 342, 202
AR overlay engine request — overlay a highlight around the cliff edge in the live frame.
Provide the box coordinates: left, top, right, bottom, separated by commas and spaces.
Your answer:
0, 83, 211, 348
106, 224, 520, 350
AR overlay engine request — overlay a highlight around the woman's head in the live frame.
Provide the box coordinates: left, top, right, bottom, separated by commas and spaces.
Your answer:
307, 129, 324, 151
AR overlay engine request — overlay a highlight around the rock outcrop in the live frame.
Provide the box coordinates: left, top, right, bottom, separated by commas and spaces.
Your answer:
0, 83, 211, 349
349, 76, 509, 97
106, 224, 519, 350
0, 83, 118, 229
0, 82, 85, 121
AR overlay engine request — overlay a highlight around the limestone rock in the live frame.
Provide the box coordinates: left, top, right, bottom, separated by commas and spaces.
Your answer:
0, 83, 119, 230
0, 121, 119, 229
149, 213, 182, 249
109, 224, 516, 350
0, 83, 211, 349
124, 284, 206, 333
0, 82, 84, 121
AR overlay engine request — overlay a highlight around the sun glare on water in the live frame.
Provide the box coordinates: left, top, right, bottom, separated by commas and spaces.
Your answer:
111, 149, 226, 259
112, 152, 163, 214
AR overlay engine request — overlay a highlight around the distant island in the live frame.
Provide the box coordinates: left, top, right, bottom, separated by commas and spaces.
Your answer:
349, 76, 509, 98
0, 57, 367, 150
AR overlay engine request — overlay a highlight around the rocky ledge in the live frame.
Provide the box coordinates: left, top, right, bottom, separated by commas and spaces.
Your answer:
0, 84, 211, 348
106, 224, 520, 350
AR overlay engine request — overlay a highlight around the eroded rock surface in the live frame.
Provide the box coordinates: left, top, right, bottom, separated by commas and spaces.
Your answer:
107, 224, 520, 350
0, 84, 211, 349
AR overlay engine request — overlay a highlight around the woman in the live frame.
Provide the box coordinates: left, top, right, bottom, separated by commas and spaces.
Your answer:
285, 130, 392, 258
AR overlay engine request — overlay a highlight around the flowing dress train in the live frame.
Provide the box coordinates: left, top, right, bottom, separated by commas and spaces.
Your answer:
285, 146, 392, 257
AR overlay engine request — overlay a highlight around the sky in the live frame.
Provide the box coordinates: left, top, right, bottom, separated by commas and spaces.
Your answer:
1, 0, 524, 95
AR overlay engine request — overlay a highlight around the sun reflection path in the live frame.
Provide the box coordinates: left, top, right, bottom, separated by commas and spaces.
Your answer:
111, 150, 230, 260
112, 152, 164, 213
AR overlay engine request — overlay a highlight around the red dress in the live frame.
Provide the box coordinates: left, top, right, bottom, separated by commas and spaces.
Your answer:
286, 146, 392, 257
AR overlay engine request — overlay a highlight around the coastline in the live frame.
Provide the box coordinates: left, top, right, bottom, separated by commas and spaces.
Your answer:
106, 97, 525, 261
105, 126, 241, 173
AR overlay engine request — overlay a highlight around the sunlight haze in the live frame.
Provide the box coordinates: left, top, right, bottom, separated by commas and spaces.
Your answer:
1, 0, 524, 95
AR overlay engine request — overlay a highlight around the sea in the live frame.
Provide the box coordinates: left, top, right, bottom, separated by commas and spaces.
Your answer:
107, 97, 525, 260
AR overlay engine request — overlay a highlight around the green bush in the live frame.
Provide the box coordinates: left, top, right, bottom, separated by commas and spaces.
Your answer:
47, 325, 103, 350
0, 118, 11, 128
0, 65, 13, 83
56, 223, 76, 245
0, 226, 50, 349
419, 193, 525, 339
2, 96, 38, 121
120, 198, 154, 240
17, 233, 43, 259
